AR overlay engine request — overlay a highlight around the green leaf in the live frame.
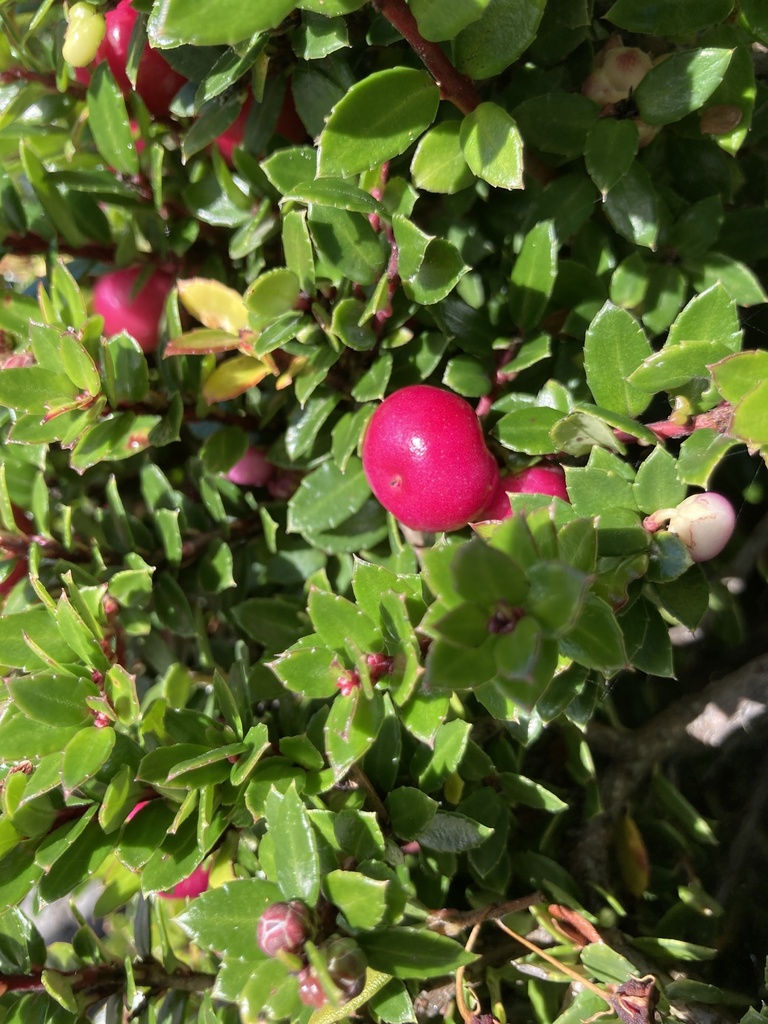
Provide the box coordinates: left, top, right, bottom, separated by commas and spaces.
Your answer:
61, 726, 116, 795
308, 206, 386, 287
453, 0, 547, 78
284, 178, 386, 217
559, 594, 628, 673
459, 102, 524, 190
324, 870, 388, 929
603, 162, 659, 250
686, 253, 767, 306
411, 122, 475, 194
584, 119, 638, 197
635, 49, 733, 126
676, 428, 739, 488
633, 447, 687, 514
325, 689, 385, 778
494, 406, 563, 455
0, 367, 80, 415
308, 589, 381, 656
606, 0, 734, 36
514, 93, 599, 158
711, 351, 768, 404
7, 675, 99, 728
584, 303, 652, 417
410, 0, 491, 40
628, 339, 731, 393
499, 773, 568, 813
668, 283, 741, 351
417, 810, 493, 852
386, 788, 438, 840
267, 781, 320, 904
288, 458, 371, 535
177, 879, 280, 958
318, 68, 440, 177
270, 644, 339, 699
86, 64, 139, 176
731, 380, 768, 446
358, 927, 476, 979
148, 0, 294, 45
508, 220, 558, 333
620, 598, 674, 678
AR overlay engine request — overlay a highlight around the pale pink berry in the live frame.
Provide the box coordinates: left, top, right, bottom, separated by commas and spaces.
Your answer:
666, 493, 736, 563
297, 967, 326, 1008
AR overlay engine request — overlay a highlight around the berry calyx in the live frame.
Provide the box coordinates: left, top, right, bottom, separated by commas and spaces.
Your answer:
93, 266, 174, 353
362, 385, 499, 533
478, 464, 569, 521
644, 492, 735, 563
62, 3, 106, 68
225, 447, 274, 487
257, 901, 313, 959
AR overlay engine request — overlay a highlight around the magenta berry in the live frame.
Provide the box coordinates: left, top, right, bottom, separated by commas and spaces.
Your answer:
93, 267, 174, 354
80, 0, 186, 118
478, 464, 569, 521
225, 447, 274, 487
158, 866, 210, 900
257, 901, 312, 958
645, 492, 735, 563
362, 385, 499, 532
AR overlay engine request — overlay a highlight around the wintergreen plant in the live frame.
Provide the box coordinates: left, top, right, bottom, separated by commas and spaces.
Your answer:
1, 1, 768, 1023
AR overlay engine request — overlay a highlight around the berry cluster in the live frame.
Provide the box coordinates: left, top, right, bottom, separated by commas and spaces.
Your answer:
361, 384, 569, 532
256, 902, 367, 1009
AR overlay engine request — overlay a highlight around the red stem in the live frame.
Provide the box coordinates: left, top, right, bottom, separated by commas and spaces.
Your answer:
614, 402, 733, 445
370, 0, 481, 114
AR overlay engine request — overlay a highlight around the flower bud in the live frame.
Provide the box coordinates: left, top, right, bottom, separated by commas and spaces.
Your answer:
257, 901, 313, 958
63, 3, 106, 68
297, 966, 326, 1008
325, 936, 367, 1000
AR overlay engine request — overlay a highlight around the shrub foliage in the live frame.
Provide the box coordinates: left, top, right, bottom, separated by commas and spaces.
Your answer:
1, 1, 768, 1023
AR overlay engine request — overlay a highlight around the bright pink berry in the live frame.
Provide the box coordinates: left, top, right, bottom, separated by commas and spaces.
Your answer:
478, 464, 568, 521
257, 901, 312, 958
297, 967, 326, 1008
225, 447, 274, 487
362, 385, 499, 532
158, 866, 210, 900
80, 0, 186, 118
93, 266, 174, 353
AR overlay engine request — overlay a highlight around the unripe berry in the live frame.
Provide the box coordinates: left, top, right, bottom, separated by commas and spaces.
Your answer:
666, 493, 735, 563
257, 901, 312, 958
325, 937, 367, 1000
362, 385, 499, 532
63, 3, 106, 68
93, 266, 174, 353
478, 464, 569, 521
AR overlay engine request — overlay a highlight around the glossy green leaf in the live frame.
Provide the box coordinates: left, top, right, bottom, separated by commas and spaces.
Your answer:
325, 688, 385, 778
411, 122, 475, 194
268, 781, 320, 904
318, 68, 440, 177
584, 302, 652, 417
410, 0, 491, 40
454, 0, 547, 78
585, 119, 638, 197
358, 927, 476, 979
324, 870, 388, 928
635, 49, 732, 126
509, 220, 558, 332
628, 339, 731, 392
148, 0, 293, 45
603, 162, 659, 250
606, 0, 733, 34
459, 102, 524, 190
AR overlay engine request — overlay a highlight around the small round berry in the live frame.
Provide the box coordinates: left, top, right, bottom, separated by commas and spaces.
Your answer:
158, 866, 210, 900
257, 901, 312, 958
666, 493, 736, 563
93, 266, 174, 353
362, 385, 499, 532
297, 967, 326, 1008
225, 447, 274, 487
478, 464, 568, 521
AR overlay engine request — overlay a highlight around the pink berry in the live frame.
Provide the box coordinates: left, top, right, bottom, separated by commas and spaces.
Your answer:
478, 465, 568, 521
362, 385, 499, 532
666, 493, 735, 563
257, 901, 312, 958
297, 967, 326, 1009
93, 266, 174, 353
80, 0, 186, 118
225, 447, 274, 487
158, 866, 210, 900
